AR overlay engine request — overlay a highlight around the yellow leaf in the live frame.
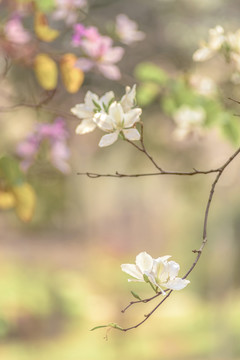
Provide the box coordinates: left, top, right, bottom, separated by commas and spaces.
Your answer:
0, 191, 16, 210
60, 53, 84, 93
12, 183, 36, 223
34, 53, 58, 90
34, 12, 59, 42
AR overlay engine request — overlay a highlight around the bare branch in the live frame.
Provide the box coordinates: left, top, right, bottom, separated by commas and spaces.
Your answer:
111, 145, 240, 332
77, 168, 219, 178
0, 89, 56, 112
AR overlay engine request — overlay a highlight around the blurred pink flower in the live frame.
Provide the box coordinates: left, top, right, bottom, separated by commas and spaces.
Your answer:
72, 23, 86, 46
4, 16, 31, 44
17, 118, 71, 174
16, 136, 39, 171
115, 14, 145, 45
52, 0, 87, 25
74, 26, 124, 80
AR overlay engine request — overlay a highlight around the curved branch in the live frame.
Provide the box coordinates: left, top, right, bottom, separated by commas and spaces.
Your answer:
117, 145, 240, 332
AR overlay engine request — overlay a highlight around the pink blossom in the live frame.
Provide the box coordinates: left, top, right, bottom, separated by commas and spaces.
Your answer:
16, 118, 71, 174
37, 118, 68, 140
52, 0, 87, 25
75, 26, 124, 80
72, 23, 86, 46
115, 14, 145, 45
4, 16, 31, 44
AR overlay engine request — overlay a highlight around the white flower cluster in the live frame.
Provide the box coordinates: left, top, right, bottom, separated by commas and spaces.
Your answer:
71, 85, 142, 147
193, 25, 240, 71
121, 252, 190, 295
173, 105, 206, 140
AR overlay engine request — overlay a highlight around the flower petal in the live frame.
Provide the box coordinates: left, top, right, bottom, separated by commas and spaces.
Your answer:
94, 112, 115, 131
154, 259, 169, 283
122, 128, 140, 141
193, 47, 213, 62
84, 91, 99, 109
121, 264, 143, 281
100, 91, 115, 107
164, 278, 190, 291
102, 46, 125, 63
97, 64, 121, 80
155, 255, 171, 262
120, 84, 136, 112
75, 119, 97, 134
108, 102, 124, 127
98, 131, 119, 147
123, 108, 142, 127
167, 261, 180, 280
75, 58, 94, 71
135, 252, 153, 274
71, 104, 93, 119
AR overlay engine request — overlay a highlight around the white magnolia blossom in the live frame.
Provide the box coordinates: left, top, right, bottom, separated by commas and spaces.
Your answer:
71, 91, 114, 134
121, 251, 190, 295
193, 25, 240, 70
173, 105, 206, 140
94, 101, 141, 147
71, 85, 142, 147
115, 14, 145, 45
193, 25, 225, 62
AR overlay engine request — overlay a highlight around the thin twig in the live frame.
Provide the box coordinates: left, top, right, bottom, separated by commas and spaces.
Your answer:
121, 292, 164, 313
98, 145, 238, 332
120, 291, 173, 332
0, 90, 56, 112
77, 168, 219, 178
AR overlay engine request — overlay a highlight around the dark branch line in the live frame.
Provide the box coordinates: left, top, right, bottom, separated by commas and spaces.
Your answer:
79, 129, 240, 332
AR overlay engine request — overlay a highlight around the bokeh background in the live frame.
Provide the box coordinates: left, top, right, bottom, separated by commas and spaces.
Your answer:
1, 0, 240, 359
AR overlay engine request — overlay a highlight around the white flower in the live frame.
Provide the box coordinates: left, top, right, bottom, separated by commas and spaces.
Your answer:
208, 25, 225, 51
120, 84, 137, 112
121, 252, 190, 294
189, 74, 216, 96
71, 90, 114, 134
193, 25, 225, 62
193, 46, 214, 62
71, 85, 142, 147
115, 14, 145, 45
173, 105, 206, 140
93, 101, 141, 147
151, 257, 190, 294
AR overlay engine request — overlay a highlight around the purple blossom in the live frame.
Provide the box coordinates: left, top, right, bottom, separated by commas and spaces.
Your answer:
16, 118, 71, 174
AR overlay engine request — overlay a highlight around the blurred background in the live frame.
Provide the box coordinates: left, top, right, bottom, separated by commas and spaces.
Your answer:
1, 0, 240, 359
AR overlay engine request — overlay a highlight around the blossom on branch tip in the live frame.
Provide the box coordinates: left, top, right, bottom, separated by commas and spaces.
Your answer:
121, 251, 190, 295
193, 25, 225, 62
71, 85, 142, 147
94, 101, 141, 147
71, 90, 115, 134
193, 25, 240, 72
